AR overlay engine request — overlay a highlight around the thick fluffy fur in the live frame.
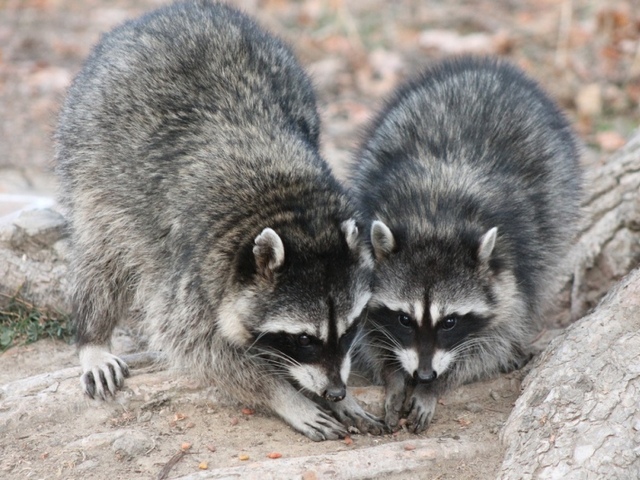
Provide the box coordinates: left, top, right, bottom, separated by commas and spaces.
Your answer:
350, 57, 582, 432
55, 0, 381, 441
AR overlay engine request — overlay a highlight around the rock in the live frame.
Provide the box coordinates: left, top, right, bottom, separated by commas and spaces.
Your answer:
112, 430, 155, 458
0, 207, 70, 310
9, 208, 67, 253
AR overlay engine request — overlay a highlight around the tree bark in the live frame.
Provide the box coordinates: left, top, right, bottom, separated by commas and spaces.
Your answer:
500, 266, 640, 478
500, 131, 640, 478
553, 132, 640, 327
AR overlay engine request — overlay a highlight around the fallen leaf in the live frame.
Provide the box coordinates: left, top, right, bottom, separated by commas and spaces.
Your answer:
241, 407, 255, 415
174, 413, 187, 421
596, 131, 626, 152
575, 84, 602, 118
457, 417, 472, 427
419, 29, 497, 55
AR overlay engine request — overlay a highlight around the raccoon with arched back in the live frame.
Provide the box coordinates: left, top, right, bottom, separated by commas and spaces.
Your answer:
350, 56, 582, 432
55, 0, 382, 441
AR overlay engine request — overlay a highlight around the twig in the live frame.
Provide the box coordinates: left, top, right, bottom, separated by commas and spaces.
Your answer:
157, 450, 191, 480
555, 0, 573, 69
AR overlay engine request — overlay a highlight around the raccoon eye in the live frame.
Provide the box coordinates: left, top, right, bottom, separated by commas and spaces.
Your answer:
441, 316, 458, 331
297, 334, 311, 347
397, 314, 412, 328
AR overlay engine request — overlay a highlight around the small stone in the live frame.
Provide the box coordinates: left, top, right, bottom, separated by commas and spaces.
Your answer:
10, 208, 66, 251
198, 462, 208, 470
137, 411, 153, 423
403, 444, 416, 451
181, 442, 192, 451
238, 454, 249, 461
465, 402, 483, 413
490, 390, 500, 401
111, 431, 154, 458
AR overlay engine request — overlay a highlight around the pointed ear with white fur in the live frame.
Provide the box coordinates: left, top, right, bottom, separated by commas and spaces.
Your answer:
341, 219, 359, 252
253, 228, 285, 280
478, 227, 497, 264
371, 220, 396, 260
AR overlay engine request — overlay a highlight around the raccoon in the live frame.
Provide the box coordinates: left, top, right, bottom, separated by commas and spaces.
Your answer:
55, 0, 382, 441
350, 57, 582, 432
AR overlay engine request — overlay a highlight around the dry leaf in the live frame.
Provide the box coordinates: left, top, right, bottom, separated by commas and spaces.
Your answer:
575, 84, 602, 118
457, 417, 472, 427
596, 131, 626, 152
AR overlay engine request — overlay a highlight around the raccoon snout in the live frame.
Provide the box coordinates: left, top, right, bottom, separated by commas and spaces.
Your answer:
323, 385, 346, 402
414, 369, 437, 383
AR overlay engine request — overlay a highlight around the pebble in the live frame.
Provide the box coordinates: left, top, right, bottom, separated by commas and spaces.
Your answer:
465, 402, 483, 413
111, 431, 154, 458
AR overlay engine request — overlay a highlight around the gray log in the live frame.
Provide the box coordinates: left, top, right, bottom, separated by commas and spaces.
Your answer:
499, 266, 640, 479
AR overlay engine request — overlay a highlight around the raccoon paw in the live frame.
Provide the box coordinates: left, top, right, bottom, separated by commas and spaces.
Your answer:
405, 391, 437, 433
291, 406, 347, 442
273, 390, 348, 441
326, 393, 386, 436
384, 373, 408, 431
79, 346, 130, 400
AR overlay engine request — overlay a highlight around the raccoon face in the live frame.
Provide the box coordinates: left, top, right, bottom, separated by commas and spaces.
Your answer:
222, 220, 372, 401
367, 221, 499, 382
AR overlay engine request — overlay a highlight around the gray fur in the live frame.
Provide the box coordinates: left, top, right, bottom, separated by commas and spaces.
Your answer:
350, 57, 582, 432
55, 0, 381, 441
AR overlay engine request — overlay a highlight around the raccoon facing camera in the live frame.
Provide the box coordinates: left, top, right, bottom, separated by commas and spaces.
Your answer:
55, 0, 383, 441
350, 56, 582, 433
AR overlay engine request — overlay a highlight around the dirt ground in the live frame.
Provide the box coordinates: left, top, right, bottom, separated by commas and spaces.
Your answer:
0, 332, 524, 479
1, 0, 639, 479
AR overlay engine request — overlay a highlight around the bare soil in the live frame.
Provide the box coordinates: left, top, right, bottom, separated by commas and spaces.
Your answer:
0, 332, 524, 479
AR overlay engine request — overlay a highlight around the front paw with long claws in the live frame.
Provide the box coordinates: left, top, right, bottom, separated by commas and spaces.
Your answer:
383, 370, 408, 431
326, 393, 386, 435
404, 384, 437, 433
79, 345, 130, 399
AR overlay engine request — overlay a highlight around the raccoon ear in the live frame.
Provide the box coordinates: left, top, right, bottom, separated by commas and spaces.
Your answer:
253, 228, 285, 279
371, 220, 396, 260
341, 219, 359, 251
478, 227, 498, 264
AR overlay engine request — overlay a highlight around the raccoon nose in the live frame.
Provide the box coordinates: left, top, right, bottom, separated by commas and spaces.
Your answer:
323, 385, 346, 402
414, 369, 437, 383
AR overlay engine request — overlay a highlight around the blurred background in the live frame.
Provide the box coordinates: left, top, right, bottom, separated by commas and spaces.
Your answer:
1, 0, 638, 213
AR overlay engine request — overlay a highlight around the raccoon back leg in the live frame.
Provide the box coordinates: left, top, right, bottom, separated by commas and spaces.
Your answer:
404, 383, 438, 433
323, 392, 386, 435
269, 382, 348, 441
72, 250, 132, 399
